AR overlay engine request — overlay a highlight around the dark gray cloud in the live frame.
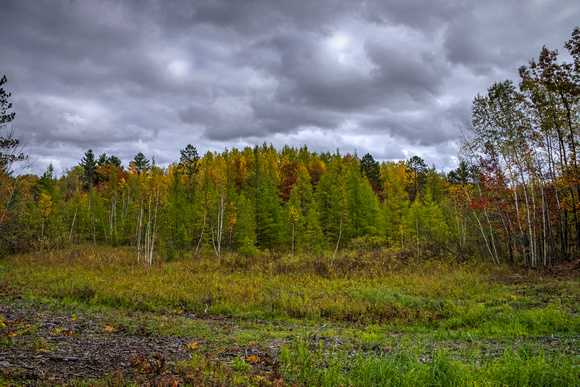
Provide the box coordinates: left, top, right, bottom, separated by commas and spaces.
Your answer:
0, 0, 577, 174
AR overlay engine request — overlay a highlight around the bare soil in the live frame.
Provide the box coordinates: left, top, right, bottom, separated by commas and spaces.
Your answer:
0, 298, 285, 386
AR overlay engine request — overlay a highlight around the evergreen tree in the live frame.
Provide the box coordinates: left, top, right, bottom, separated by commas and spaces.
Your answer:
97, 153, 108, 167
360, 153, 382, 196
131, 152, 150, 175
179, 144, 200, 181
39, 163, 56, 194
294, 164, 320, 247
345, 161, 381, 240
97, 153, 123, 169
232, 191, 256, 251
314, 154, 347, 247
447, 161, 473, 185
0, 75, 15, 130
79, 149, 97, 188
380, 161, 409, 247
405, 155, 427, 202
248, 145, 282, 248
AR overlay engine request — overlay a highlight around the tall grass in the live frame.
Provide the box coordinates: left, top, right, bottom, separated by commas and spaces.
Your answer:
2, 244, 579, 337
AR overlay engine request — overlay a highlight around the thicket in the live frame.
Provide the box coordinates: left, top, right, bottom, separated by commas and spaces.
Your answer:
1, 28, 580, 270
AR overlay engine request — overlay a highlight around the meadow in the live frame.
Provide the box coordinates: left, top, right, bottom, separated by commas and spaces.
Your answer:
0, 245, 579, 386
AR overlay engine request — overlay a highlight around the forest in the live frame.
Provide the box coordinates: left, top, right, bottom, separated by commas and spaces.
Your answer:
2, 27, 580, 269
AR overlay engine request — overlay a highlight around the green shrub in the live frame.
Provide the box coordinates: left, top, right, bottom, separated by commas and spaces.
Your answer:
165, 242, 176, 262
175, 224, 190, 249
238, 237, 257, 257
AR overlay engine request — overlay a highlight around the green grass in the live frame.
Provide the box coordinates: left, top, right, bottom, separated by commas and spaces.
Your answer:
1, 244, 579, 385
15, 254, 580, 329
279, 339, 580, 386
3, 245, 580, 337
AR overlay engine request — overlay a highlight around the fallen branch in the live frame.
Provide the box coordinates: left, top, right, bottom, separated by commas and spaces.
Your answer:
45, 355, 80, 362
308, 322, 329, 340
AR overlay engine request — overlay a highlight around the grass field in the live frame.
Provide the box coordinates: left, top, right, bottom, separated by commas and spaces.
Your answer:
0, 245, 579, 385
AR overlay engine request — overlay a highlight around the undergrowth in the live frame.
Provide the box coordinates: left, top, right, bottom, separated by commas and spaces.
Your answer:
3, 245, 579, 333
0, 244, 579, 385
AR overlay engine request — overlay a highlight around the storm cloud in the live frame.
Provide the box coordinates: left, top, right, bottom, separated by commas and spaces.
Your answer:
0, 0, 577, 174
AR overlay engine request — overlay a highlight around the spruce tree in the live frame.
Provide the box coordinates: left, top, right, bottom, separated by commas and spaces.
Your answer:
79, 149, 97, 188
131, 152, 150, 175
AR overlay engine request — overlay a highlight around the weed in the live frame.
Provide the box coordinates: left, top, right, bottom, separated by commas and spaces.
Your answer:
232, 356, 251, 372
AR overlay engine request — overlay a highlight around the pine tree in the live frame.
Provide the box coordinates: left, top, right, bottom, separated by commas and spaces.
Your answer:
360, 153, 382, 196
79, 149, 97, 189
405, 156, 427, 202
179, 144, 200, 182
131, 152, 150, 175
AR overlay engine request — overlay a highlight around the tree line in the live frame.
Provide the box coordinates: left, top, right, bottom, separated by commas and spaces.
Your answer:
464, 27, 580, 268
1, 140, 463, 263
1, 27, 579, 268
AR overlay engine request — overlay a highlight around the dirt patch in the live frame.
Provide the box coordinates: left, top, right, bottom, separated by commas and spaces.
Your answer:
491, 258, 580, 285
0, 299, 286, 386
543, 258, 580, 278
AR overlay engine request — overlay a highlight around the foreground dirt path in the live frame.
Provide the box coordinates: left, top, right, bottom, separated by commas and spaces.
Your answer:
0, 298, 286, 386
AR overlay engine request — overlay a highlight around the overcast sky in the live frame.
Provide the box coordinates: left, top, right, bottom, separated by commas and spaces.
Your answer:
1, 1, 578, 175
